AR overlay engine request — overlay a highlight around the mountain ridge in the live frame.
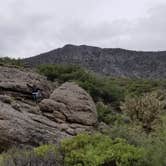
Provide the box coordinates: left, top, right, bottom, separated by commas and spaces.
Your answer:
23, 44, 166, 79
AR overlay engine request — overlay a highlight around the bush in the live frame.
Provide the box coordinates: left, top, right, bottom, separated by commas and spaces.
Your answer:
2, 132, 166, 166
107, 116, 166, 166
0, 57, 23, 68
109, 122, 148, 146
61, 133, 144, 166
125, 79, 159, 97
0, 135, 144, 166
0, 145, 62, 166
120, 92, 164, 132
96, 102, 123, 125
141, 135, 166, 166
143, 117, 166, 166
37, 64, 84, 82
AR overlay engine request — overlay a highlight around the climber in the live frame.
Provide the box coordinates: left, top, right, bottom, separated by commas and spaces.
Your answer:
27, 84, 42, 103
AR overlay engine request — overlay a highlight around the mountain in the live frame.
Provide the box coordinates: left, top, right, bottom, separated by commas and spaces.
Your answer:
23, 44, 166, 79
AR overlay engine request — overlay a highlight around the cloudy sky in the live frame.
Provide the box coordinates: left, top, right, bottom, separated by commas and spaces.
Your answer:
0, 0, 166, 58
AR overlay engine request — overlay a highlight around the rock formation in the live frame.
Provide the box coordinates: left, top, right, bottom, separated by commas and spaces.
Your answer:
0, 66, 52, 99
40, 82, 97, 126
0, 67, 97, 152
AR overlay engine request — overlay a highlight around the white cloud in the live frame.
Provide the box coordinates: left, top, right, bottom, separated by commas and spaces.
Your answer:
0, 0, 166, 58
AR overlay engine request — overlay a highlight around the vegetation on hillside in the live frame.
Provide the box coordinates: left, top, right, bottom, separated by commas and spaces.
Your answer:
1, 63, 166, 165
37, 64, 166, 109
37, 64, 124, 104
0, 57, 23, 67
1, 130, 166, 166
37, 64, 166, 128
0, 133, 145, 166
36, 64, 166, 165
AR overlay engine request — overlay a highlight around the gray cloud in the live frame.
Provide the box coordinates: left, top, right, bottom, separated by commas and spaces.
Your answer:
0, 0, 166, 58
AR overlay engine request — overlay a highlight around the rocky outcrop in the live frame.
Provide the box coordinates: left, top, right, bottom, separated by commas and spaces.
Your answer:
0, 100, 66, 150
40, 82, 97, 126
23, 44, 166, 79
0, 66, 52, 99
0, 67, 97, 152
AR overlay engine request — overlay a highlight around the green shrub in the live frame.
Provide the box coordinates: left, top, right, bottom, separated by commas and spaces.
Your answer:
61, 133, 144, 166
96, 102, 123, 125
34, 144, 58, 157
105, 118, 166, 165
109, 122, 148, 146
37, 64, 83, 82
141, 135, 166, 166
0, 57, 23, 68
125, 79, 159, 97
135, 116, 166, 166
0, 145, 61, 166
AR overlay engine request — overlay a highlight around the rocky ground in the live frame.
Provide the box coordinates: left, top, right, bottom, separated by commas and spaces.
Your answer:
0, 66, 98, 152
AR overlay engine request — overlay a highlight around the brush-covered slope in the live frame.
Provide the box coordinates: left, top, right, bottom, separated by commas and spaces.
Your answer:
23, 44, 166, 79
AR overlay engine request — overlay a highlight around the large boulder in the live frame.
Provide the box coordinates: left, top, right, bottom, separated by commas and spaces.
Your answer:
0, 67, 98, 152
39, 82, 97, 126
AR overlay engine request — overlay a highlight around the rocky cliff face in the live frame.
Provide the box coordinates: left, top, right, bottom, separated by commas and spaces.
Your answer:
23, 44, 166, 79
0, 66, 97, 152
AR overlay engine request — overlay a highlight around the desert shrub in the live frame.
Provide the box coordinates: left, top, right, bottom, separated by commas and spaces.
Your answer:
96, 102, 124, 125
0, 57, 23, 67
61, 133, 144, 166
34, 144, 58, 157
109, 122, 148, 146
107, 78, 161, 98
120, 92, 164, 131
140, 134, 166, 166
2, 132, 166, 166
108, 115, 166, 166
0, 145, 62, 166
37, 64, 83, 82
134, 115, 166, 166
125, 79, 159, 97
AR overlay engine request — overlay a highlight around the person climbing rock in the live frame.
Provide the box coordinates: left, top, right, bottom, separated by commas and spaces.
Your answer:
27, 83, 42, 103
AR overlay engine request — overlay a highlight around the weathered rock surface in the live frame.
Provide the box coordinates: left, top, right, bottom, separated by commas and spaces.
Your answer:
0, 66, 52, 99
0, 67, 97, 151
40, 82, 97, 126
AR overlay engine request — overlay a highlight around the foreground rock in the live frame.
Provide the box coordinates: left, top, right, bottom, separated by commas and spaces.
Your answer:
39, 82, 97, 126
0, 66, 52, 99
0, 67, 97, 151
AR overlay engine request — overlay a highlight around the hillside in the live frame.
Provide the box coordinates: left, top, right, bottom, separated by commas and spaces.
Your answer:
23, 44, 166, 79
1, 64, 166, 165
